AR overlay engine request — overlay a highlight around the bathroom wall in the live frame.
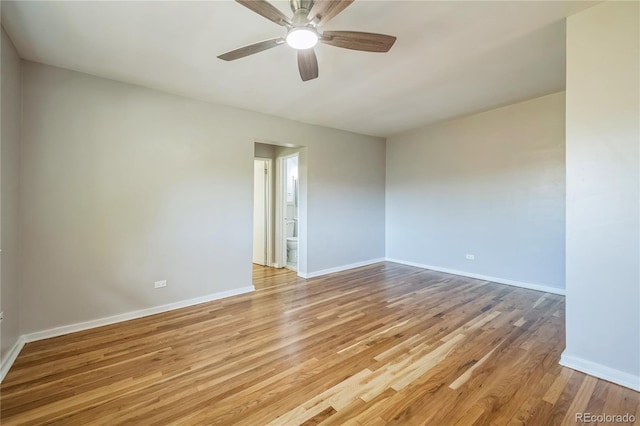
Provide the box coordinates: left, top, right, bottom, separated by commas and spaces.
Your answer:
285, 156, 299, 268
285, 156, 298, 207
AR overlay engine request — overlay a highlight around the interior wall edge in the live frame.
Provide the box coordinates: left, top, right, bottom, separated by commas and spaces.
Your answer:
0, 336, 26, 384
0, 284, 256, 382
1, 284, 252, 382
298, 257, 386, 279
560, 351, 640, 392
385, 258, 565, 296
1, 25, 24, 367
24, 285, 254, 343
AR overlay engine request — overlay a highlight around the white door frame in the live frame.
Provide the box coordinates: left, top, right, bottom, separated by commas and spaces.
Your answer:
275, 153, 299, 270
254, 157, 272, 266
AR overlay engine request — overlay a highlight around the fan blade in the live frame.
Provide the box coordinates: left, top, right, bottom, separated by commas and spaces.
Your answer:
321, 31, 396, 52
297, 49, 319, 81
236, 0, 292, 27
307, 0, 354, 26
218, 38, 285, 61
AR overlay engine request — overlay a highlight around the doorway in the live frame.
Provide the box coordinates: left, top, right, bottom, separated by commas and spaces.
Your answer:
252, 158, 272, 266
280, 154, 299, 271
253, 142, 307, 286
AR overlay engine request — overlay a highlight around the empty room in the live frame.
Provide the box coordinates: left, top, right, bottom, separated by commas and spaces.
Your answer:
1, 0, 639, 424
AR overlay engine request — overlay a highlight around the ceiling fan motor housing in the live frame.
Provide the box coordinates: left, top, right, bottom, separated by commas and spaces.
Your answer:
291, 9, 313, 28
290, 0, 313, 14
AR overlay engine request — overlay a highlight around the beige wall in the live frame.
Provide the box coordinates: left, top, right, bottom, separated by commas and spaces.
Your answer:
20, 62, 386, 334
563, 1, 639, 390
386, 92, 566, 290
1, 28, 22, 361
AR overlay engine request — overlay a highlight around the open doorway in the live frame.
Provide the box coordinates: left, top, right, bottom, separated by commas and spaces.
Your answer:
280, 154, 299, 271
253, 142, 306, 289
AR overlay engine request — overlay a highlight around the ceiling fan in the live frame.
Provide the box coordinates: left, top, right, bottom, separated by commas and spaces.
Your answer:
217, 0, 397, 81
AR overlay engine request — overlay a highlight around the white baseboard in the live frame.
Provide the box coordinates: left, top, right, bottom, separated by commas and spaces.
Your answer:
300, 258, 386, 279
0, 286, 254, 383
385, 258, 565, 296
24, 286, 255, 343
1, 335, 26, 383
560, 352, 640, 391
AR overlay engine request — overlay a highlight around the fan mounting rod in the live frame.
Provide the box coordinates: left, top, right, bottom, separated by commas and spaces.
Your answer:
290, 0, 313, 14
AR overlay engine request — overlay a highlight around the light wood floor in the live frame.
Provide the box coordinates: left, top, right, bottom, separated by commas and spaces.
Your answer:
252, 264, 307, 290
2, 262, 638, 425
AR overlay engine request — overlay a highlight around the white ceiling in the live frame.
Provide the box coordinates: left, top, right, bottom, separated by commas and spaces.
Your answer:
2, 1, 595, 137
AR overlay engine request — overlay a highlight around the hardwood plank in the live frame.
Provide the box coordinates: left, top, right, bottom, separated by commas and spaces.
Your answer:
544, 367, 574, 405
1, 262, 638, 425
449, 344, 500, 390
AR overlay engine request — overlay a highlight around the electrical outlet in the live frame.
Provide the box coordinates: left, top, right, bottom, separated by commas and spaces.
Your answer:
466, 254, 475, 260
154, 280, 167, 289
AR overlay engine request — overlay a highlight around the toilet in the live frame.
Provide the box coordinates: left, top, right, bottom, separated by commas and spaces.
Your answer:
286, 220, 298, 266
286, 237, 298, 264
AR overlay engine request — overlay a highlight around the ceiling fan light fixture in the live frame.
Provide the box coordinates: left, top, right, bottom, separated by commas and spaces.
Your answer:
286, 27, 318, 49
220, 0, 396, 82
